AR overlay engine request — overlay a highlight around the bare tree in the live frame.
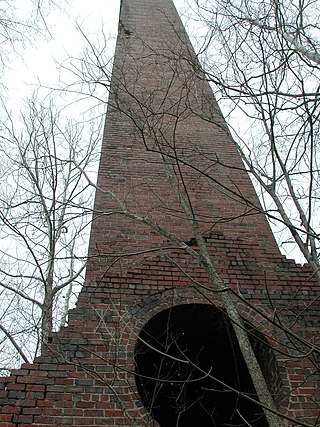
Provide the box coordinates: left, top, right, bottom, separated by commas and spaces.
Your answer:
0, 94, 101, 372
185, 0, 320, 280
0, 0, 61, 79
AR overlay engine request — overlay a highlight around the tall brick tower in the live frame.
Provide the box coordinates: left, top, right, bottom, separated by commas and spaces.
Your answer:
0, 0, 319, 426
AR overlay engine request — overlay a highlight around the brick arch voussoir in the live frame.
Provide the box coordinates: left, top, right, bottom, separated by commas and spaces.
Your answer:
123, 285, 289, 407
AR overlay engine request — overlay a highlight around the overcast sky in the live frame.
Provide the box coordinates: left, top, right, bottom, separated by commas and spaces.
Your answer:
5, 0, 120, 112
5, 0, 188, 115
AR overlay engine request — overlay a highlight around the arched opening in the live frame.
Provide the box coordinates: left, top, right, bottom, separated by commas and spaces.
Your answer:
135, 304, 273, 426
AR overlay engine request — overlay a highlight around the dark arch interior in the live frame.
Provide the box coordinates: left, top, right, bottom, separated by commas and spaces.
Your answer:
135, 304, 270, 427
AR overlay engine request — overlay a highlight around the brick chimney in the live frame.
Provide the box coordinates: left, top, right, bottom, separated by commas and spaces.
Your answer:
0, 0, 318, 425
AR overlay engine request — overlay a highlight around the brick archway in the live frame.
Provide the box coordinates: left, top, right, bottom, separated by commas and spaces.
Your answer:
133, 302, 280, 426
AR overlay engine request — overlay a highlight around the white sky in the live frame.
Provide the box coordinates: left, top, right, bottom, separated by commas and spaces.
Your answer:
5, 0, 187, 112
5, 0, 120, 112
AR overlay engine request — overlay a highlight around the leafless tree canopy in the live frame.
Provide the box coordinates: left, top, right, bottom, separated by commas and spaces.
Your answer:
0, 0, 61, 79
185, 0, 320, 277
0, 95, 100, 372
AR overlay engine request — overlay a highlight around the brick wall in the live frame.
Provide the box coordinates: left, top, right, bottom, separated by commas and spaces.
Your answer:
0, 240, 318, 425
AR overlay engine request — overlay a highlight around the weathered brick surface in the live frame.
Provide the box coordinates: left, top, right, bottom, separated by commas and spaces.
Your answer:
0, 246, 319, 425
0, 0, 319, 425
